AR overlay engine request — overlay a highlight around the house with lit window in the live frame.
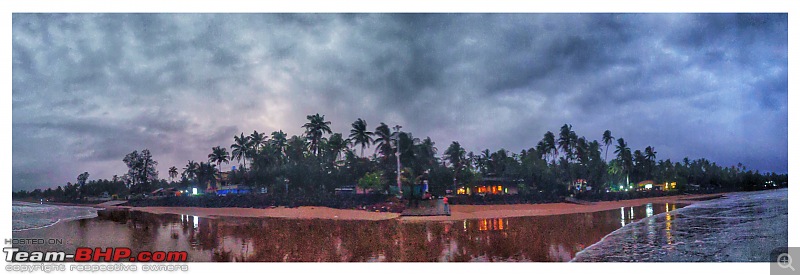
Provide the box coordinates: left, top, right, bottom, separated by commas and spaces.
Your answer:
213, 170, 255, 195
456, 177, 520, 195
636, 180, 677, 191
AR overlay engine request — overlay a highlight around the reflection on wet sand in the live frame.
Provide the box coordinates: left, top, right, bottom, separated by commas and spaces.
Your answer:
13, 203, 682, 262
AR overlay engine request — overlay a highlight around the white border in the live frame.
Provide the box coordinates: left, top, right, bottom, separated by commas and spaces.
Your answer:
2, 1, 794, 275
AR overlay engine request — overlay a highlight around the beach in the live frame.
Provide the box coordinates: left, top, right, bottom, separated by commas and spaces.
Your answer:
14, 190, 783, 262
112, 193, 724, 221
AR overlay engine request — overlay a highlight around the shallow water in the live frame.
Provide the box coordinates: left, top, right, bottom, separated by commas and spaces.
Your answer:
13, 202, 679, 262
12, 201, 99, 231
572, 188, 788, 262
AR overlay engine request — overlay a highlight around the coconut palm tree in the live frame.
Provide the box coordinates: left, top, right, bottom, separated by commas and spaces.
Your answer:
168, 166, 178, 183
326, 133, 350, 162
285, 135, 308, 163
543, 131, 557, 164
349, 118, 374, 158
249, 131, 268, 152
480, 149, 491, 167
196, 162, 217, 191
444, 141, 467, 188
444, 143, 466, 169
270, 130, 288, 158
373, 123, 393, 158
183, 160, 199, 189
558, 124, 576, 161
614, 138, 632, 188
602, 130, 614, 162
575, 137, 590, 165
416, 137, 438, 167
644, 146, 658, 180
208, 146, 230, 186
231, 133, 251, 169
645, 146, 657, 162
535, 140, 547, 161
302, 113, 333, 156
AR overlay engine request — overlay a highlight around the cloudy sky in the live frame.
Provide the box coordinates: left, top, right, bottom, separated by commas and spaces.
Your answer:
12, 14, 787, 191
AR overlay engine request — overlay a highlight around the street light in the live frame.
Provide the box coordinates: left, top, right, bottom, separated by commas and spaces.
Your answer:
392, 125, 403, 197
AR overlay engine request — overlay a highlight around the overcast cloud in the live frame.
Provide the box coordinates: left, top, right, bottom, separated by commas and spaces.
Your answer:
12, 14, 788, 191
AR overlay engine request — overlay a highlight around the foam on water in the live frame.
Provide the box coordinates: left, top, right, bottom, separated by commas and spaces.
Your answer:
12, 201, 100, 231
571, 189, 788, 262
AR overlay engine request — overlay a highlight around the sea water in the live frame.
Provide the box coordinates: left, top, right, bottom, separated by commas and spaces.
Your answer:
12, 201, 99, 231
571, 188, 788, 262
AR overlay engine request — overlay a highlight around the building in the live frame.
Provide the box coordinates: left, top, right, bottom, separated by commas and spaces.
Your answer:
570, 179, 592, 192
334, 186, 357, 195
216, 184, 251, 196
151, 188, 181, 197
636, 180, 677, 191
456, 177, 520, 195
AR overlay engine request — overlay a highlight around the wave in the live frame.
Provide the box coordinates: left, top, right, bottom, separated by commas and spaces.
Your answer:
12, 201, 101, 231
571, 189, 788, 262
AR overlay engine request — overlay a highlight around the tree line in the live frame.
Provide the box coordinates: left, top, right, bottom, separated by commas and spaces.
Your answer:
13, 114, 788, 203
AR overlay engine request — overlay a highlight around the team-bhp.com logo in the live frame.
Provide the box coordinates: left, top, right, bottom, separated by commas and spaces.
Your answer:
3, 247, 188, 262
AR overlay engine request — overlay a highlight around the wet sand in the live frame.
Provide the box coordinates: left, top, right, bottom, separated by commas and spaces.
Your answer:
114, 193, 726, 221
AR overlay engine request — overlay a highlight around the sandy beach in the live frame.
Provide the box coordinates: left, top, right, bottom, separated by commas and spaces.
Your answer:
112, 193, 726, 221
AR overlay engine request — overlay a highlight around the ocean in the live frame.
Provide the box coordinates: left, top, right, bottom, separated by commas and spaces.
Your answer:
12, 201, 99, 231
572, 188, 788, 262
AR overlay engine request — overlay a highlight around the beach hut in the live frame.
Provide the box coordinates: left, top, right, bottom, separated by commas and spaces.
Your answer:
456, 177, 520, 195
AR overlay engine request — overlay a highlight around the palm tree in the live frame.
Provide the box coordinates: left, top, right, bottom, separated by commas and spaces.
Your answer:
270, 130, 288, 158
575, 137, 589, 165
614, 138, 632, 188
208, 146, 230, 186
645, 146, 657, 162
608, 159, 624, 189
168, 166, 178, 182
480, 149, 491, 168
444, 141, 467, 188
326, 133, 350, 162
349, 118, 374, 158
535, 140, 547, 161
602, 130, 614, 162
249, 131, 268, 152
231, 133, 251, 169
183, 160, 199, 188
373, 123, 393, 158
644, 146, 658, 181
196, 162, 217, 191
285, 135, 308, 163
416, 137, 438, 167
302, 113, 333, 156
558, 124, 576, 161
543, 131, 557, 163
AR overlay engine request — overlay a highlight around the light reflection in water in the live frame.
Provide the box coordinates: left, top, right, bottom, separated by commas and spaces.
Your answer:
477, 218, 507, 231
620, 207, 626, 227
15, 203, 686, 262
629, 206, 634, 220
646, 203, 653, 217
665, 203, 673, 245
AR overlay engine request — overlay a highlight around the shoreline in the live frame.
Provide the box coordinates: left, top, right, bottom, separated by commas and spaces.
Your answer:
103, 192, 728, 222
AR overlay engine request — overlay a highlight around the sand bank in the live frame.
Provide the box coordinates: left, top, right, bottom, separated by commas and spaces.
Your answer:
128, 206, 401, 220
403, 193, 724, 222
117, 193, 726, 221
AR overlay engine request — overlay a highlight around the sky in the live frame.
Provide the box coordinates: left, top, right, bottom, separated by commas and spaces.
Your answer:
11, 13, 788, 191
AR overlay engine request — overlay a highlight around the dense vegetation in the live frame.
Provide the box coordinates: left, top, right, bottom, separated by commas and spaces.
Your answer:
13, 114, 788, 206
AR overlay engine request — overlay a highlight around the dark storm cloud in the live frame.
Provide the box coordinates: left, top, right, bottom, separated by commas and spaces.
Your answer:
12, 13, 787, 191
